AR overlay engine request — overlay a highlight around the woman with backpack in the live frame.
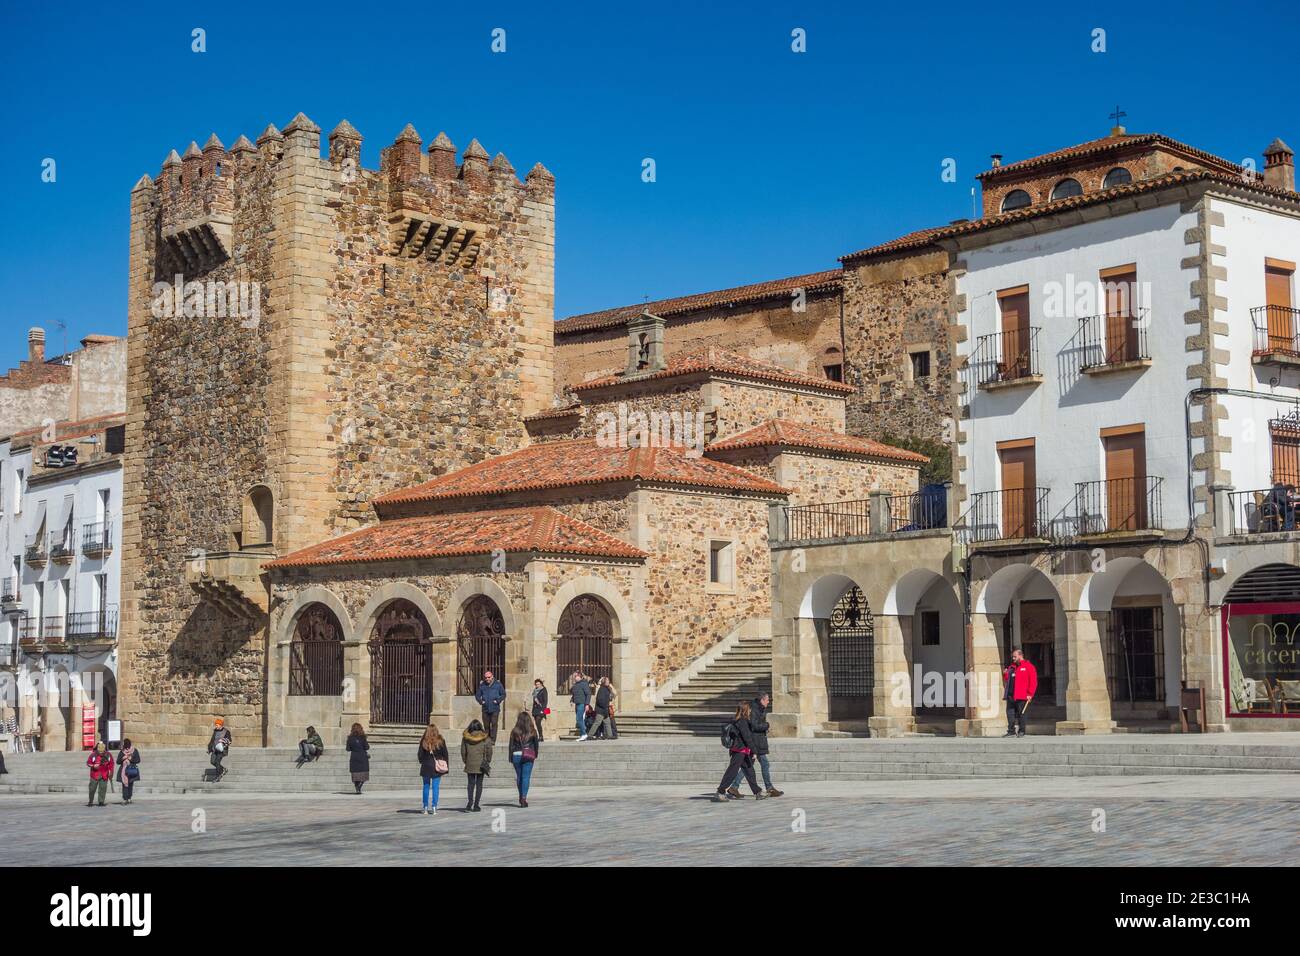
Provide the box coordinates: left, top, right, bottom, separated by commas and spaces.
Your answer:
116, 738, 141, 805
417, 723, 449, 815
507, 710, 540, 807
460, 719, 492, 812
714, 701, 766, 802
85, 742, 114, 807
346, 723, 370, 795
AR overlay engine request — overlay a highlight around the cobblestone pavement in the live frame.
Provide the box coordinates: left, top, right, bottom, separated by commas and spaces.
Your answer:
5, 776, 1296, 867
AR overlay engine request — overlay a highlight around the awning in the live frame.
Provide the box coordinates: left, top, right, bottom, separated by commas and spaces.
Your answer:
54, 494, 75, 534
23, 499, 47, 540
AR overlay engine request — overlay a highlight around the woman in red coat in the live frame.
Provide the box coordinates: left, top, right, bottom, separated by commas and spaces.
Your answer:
86, 742, 114, 807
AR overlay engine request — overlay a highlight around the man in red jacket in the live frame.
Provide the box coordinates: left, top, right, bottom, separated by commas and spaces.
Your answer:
1003, 648, 1038, 738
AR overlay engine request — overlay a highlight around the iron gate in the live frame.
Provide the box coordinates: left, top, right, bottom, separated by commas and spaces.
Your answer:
368, 599, 433, 725
556, 596, 613, 693
827, 585, 874, 719
456, 596, 506, 695
289, 603, 344, 696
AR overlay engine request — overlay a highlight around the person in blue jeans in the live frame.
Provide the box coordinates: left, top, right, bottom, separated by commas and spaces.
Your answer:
569, 671, 593, 740
416, 722, 449, 816
507, 711, 540, 807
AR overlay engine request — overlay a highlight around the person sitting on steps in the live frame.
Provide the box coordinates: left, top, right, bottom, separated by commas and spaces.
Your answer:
296, 726, 324, 766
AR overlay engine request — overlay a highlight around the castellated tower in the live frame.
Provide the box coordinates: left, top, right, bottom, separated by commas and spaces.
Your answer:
119, 114, 556, 745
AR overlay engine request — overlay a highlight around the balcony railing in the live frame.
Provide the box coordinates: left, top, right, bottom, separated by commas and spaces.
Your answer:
784, 498, 872, 540
19, 616, 65, 643
82, 521, 112, 555
955, 488, 1052, 542
1251, 305, 1300, 355
65, 608, 118, 643
971, 327, 1042, 387
1, 576, 16, 603
48, 530, 76, 563
888, 488, 948, 532
24, 536, 47, 565
1071, 476, 1164, 535
1079, 312, 1150, 369
1227, 486, 1300, 535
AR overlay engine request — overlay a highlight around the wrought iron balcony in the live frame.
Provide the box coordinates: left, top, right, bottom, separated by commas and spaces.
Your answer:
24, 536, 47, 566
1227, 486, 1300, 535
19, 615, 65, 644
784, 498, 872, 541
1251, 305, 1300, 360
955, 488, 1052, 543
971, 328, 1042, 389
1071, 476, 1164, 535
0, 576, 16, 604
49, 530, 76, 564
82, 520, 113, 556
1078, 312, 1151, 371
65, 608, 118, 643
887, 488, 948, 532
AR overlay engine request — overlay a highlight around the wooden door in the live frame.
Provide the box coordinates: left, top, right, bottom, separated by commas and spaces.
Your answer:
1266, 261, 1295, 352
1104, 429, 1147, 530
999, 287, 1031, 379
999, 441, 1036, 538
1101, 266, 1139, 363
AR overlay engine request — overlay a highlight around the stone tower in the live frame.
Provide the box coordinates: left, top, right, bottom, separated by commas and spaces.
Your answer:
118, 114, 555, 745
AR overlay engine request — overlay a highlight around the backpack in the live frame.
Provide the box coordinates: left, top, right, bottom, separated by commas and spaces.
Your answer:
720, 722, 739, 750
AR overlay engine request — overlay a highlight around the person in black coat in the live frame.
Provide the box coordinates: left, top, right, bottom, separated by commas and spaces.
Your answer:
714, 701, 766, 802
417, 723, 451, 815
531, 679, 549, 742
346, 723, 370, 794
586, 677, 615, 741
727, 693, 782, 798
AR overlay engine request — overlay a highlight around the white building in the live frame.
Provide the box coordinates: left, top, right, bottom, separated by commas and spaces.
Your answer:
0, 414, 125, 751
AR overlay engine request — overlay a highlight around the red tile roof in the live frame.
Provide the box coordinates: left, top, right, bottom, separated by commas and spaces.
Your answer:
373, 437, 787, 507
7, 412, 126, 446
555, 270, 842, 335
568, 345, 854, 395
707, 419, 928, 464
839, 225, 947, 264
522, 403, 583, 422
976, 131, 1245, 182
265, 506, 646, 569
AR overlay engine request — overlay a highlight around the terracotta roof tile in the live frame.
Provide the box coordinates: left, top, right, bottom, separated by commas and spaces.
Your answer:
374, 437, 787, 507
839, 225, 949, 263
569, 345, 854, 395
556, 270, 842, 335
7, 412, 126, 446
707, 419, 928, 464
265, 506, 646, 569
975, 132, 1245, 181
522, 403, 583, 422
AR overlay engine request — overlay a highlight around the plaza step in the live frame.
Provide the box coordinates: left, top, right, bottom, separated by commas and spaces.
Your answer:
4, 736, 1297, 796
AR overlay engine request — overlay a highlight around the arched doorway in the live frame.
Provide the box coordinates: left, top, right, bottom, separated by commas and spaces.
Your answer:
456, 596, 506, 695
827, 584, 874, 720
368, 599, 433, 725
289, 603, 345, 696
556, 596, 613, 693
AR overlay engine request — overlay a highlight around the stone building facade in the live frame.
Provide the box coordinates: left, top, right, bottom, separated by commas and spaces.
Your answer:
0, 328, 125, 438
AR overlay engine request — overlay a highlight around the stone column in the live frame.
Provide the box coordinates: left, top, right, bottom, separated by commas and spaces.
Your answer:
870, 614, 915, 736
340, 639, 369, 735
1057, 609, 1116, 734
428, 636, 455, 731
770, 617, 825, 737
955, 613, 1006, 737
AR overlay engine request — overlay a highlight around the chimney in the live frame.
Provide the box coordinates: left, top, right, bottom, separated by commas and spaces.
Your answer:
28, 327, 45, 364
1264, 138, 1295, 192
625, 311, 667, 377
989, 154, 1002, 168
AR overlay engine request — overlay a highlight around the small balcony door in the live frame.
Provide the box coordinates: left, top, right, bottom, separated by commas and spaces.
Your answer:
1100, 264, 1139, 363
1265, 259, 1295, 352
1103, 426, 1147, 531
998, 439, 1036, 538
998, 286, 1031, 379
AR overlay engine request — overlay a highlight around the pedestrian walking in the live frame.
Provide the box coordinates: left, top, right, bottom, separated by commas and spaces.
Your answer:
713, 701, 766, 802
570, 671, 592, 740
346, 723, 370, 794
206, 718, 232, 781
474, 670, 507, 742
507, 711, 540, 807
417, 722, 449, 815
727, 693, 782, 798
586, 677, 615, 741
296, 726, 324, 765
531, 678, 549, 742
1002, 648, 1038, 738
116, 738, 141, 805
86, 742, 114, 807
460, 719, 492, 812
605, 682, 619, 739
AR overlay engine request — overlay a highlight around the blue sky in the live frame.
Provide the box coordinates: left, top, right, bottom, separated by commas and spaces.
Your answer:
0, 0, 1295, 369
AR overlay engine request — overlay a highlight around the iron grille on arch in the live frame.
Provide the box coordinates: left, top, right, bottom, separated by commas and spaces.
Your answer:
1104, 606, 1165, 703
456, 596, 506, 695
556, 596, 613, 693
289, 603, 344, 696
827, 585, 873, 700
368, 599, 433, 725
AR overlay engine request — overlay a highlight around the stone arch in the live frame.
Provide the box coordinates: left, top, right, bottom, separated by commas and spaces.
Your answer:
278, 586, 355, 645
883, 567, 952, 616
356, 582, 443, 642
1080, 557, 1181, 709
543, 575, 632, 644
798, 573, 866, 619
443, 578, 517, 642
974, 562, 1060, 615
242, 484, 274, 547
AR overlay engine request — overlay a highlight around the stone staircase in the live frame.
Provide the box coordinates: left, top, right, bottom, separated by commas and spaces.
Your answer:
4, 737, 1297, 796
614, 633, 773, 737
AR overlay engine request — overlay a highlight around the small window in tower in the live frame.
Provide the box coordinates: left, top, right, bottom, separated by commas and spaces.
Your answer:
1000, 189, 1031, 212
910, 350, 931, 379
822, 346, 843, 382
1050, 178, 1083, 201
1103, 167, 1132, 189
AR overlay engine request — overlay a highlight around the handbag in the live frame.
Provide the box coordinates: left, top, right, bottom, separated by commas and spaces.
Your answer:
125, 765, 140, 781
433, 758, 449, 774
521, 746, 537, 763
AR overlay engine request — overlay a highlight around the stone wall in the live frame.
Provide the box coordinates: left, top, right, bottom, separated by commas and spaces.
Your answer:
555, 287, 842, 390
712, 380, 846, 436
841, 249, 952, 447
709, 449, 920, 506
